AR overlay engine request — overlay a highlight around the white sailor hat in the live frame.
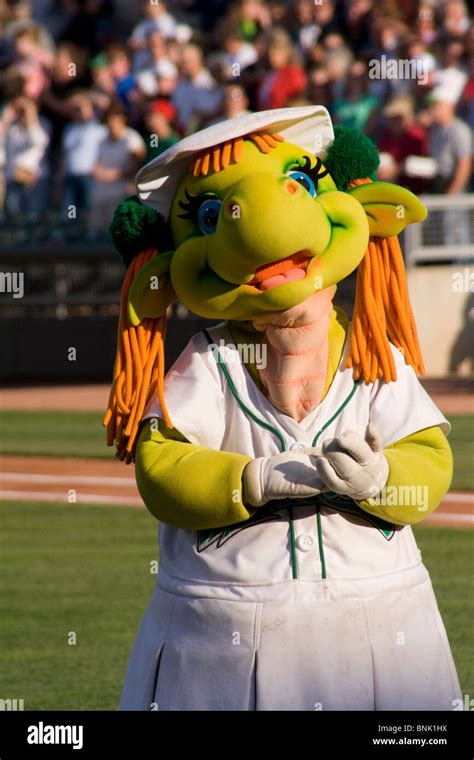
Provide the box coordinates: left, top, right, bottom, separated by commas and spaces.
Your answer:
136, 105, 334, 220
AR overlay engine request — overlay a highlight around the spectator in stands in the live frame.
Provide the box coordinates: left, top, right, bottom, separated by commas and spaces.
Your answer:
307, 66, 332, 110
57, 0, 114, 55
459, 54, 474, 132
428, 88, 472, 195
40, 41, 91, 152
12, 24, 53, 99
129, 0, 178, 49
428, 87, 472, 246
106, 43, 137, 111
440, 0, 470, 39
143, 98, 179, 163
0, 64, 27, 102
134, 31, 171, 97
2, 0, 55, 63
90, 101, 145, 234
416, 2, 439, 47
1, 94, 50, 227
133, 28, 167, 70
211, 20, 258, 79
208, 82, 251, 125
61, 90, 106, 227
341, 0, 373, 55
3, 0, 32, 32
333, 60, 378, 133
290, 0, 339, 55
226, 0, 272, 43
434, 38, 468, 106
153, 59, 178, 99
172, 43, 223, 133
315, 34, 353, 102
89, 53, 115, 117
221, 81, 251, 120
257, 28, 307, 110
377, 95, 429, 194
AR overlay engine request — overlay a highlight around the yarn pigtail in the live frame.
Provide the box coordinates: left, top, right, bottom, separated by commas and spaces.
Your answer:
347, 178, 425, 383
103, 248, 171, 463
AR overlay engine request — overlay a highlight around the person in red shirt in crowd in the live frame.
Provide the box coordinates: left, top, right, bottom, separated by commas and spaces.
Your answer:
257, 28, 307, 110
377, 95, 429, 194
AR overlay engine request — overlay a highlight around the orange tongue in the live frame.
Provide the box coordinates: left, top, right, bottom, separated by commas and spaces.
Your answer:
248, 252, 310, 286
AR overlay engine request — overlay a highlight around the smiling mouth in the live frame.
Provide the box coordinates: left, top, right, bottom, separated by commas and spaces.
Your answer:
247, 251, 312, 291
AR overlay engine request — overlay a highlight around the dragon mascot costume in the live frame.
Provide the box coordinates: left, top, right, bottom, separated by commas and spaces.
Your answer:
104, 106, 461, 711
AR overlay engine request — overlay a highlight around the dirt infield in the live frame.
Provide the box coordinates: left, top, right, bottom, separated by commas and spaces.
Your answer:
0, 385, 110, 412
0, 454, 471, 528
0, 455, 141, 507
0, 383, 473, 414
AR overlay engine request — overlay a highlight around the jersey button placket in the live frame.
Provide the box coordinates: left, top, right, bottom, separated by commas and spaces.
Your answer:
295, 531, 322, 579
296, 533, 316, 552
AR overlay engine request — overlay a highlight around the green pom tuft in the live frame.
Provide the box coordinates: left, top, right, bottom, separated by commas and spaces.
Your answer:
109, 195, 172, 267
324, 126, 380, 191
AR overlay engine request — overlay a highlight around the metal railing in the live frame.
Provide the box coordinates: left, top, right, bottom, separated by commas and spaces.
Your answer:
0, 244, 124, 319
404, 194, 474, 265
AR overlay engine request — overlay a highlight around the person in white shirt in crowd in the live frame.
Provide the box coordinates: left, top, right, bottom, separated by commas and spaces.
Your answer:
428, 86, 472, 247
0, 94, 50, 228
171, 43, 223, 134
129, 0, 178, 49
134, 31, 173, 97
434, 39, 468, 107
61, 91, 106, 228
209, 20, 258, 80
90, 102, 145, 235
441, 0, 471, 37
132, 29, 168, 75
153, 58, 178, 99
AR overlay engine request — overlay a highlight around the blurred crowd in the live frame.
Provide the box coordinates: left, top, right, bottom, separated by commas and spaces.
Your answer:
0, 0, 472, 241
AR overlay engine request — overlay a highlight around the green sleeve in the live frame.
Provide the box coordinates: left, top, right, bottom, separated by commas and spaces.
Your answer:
135, 419, 255, 530
357, 425, 453, 526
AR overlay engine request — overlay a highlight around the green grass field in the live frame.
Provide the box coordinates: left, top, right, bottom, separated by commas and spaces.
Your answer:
0, 501, 472, 710
0, 502, 156, 710
0, 411, 109, 460
0, 410, 473, 489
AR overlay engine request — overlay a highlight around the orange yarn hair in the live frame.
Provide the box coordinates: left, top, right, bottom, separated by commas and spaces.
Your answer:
347, 178, 425, 383
103, 248, 171, 463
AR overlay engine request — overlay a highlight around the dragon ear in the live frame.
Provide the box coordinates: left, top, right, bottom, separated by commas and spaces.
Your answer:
323, 125, 427, 236
127, 251, 176, 326
348, 181, 427, 237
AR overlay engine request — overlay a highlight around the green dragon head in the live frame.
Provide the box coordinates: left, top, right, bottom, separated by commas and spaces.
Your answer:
116, 122, 425, 325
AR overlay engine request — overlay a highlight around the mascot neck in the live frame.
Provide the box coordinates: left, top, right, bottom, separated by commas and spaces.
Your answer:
251, 287, 336, 422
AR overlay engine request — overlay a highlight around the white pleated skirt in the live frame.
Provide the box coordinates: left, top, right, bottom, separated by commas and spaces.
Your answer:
119, 563, 461, 711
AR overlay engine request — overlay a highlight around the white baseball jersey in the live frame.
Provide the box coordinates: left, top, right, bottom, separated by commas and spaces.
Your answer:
120, 322, 461, 711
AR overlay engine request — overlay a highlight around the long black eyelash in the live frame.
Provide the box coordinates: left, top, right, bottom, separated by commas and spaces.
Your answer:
291, 156, 329, 186
177, 189, 215, 221
178, 157, 327, 221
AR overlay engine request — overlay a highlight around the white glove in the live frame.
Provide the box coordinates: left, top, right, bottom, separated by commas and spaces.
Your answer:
243, 451, 326, 508
308, 424, 389, 501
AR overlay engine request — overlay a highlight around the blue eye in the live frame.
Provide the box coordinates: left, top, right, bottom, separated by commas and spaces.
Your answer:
197, 198, 222, 235
287, 170, 317, 197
